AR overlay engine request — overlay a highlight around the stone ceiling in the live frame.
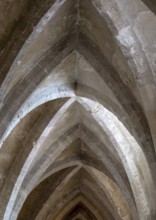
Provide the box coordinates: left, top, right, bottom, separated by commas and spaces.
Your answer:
0, 0, 156, 219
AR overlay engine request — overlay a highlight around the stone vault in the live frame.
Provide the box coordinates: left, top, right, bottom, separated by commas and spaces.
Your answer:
0, 0, 156, 219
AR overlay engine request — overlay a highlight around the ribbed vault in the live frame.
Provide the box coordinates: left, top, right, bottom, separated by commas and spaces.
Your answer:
0, 0, 156, 220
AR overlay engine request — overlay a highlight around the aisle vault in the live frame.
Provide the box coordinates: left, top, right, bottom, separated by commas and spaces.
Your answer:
0, 0, 156, 219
